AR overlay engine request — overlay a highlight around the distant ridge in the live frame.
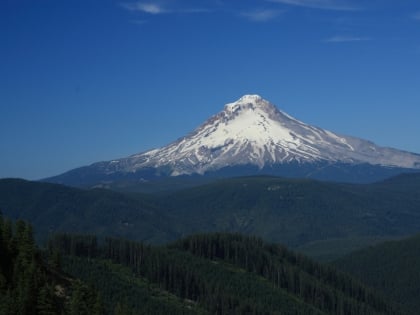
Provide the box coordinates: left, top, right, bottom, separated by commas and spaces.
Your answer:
3, 174, 420, 254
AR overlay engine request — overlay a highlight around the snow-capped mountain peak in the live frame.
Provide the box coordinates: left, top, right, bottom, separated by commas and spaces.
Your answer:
224, 94, 279, 117
105, 95, 420, 176
225, 94, 265, 110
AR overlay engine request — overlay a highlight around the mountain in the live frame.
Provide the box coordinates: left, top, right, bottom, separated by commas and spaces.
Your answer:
45, 95, 420, 187
334, 233, 420, 314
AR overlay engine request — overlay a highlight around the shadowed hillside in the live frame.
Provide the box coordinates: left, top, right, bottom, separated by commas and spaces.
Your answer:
334, 233, 420, 314
1, 174, 420, 259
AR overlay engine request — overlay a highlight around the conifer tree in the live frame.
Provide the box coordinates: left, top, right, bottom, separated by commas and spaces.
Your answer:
37, 284, 57, 315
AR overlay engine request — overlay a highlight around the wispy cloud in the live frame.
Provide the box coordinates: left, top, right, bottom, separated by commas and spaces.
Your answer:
240, 9, 283, 22
324, 35, 370, 42
122, 0, 359, 21
121, 1, 213, 16
413, 11, 420, 20
121, 2, 167, 14
268, 0, 360, 11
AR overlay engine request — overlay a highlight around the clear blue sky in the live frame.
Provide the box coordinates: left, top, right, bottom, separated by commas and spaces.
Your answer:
1, 0, 420, 180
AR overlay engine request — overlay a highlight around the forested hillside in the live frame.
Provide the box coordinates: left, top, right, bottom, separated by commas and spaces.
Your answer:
155, 175, 420, 250
0, 178, 176, 244
1, 174, 420, 260
334, 233, 420, 314
0, 215, 102, 315
50, 232, 403, 315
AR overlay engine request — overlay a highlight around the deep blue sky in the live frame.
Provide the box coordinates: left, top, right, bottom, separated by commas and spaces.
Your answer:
1, 0, 420, 180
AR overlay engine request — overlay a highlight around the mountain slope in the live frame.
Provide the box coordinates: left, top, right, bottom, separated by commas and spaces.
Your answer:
0, 218, 103, 315
62, 256, 208, 315
156, 175, 420, 248
2, 174, 420, 258
334, 233, 420, 314
45, 95, 420, 187
0, 178, 177, 244
52, 233, 403, 315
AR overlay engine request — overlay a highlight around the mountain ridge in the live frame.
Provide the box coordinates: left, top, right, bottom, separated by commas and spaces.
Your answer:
3, 173, 420, 255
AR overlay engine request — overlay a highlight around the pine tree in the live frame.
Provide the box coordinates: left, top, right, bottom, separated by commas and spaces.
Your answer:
91, 293, 105, 315
114, 302, 132, 315
68, 281, 88, 315
67, 280, 100, 315
49, 249, 62, 270
37, 284, 58, 315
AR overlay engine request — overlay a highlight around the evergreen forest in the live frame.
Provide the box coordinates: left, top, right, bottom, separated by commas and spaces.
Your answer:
1, 174, 420, 314
0, 216, 103, 315
46, 232, 404, 315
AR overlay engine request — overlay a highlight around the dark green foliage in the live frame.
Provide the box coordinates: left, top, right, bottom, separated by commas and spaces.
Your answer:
67, 280, 103, 315
171, 233, 399, 315
50, 232, 403, 315
334, 233, 420, 314
0, 216, 103, 315
37, 284, 57, 315
48, 248, 62, 270
0, 179, 175, 244
157, 175, 420, 248
0, 217, 44, 315
63, 256, 207, 315
2, 174, 420, 260
295, 237, 392, 262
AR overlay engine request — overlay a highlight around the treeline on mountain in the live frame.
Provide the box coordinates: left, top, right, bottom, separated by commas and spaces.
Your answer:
0, 214, 103, 315
49, 232, 404, 315
334, 233, 420, 315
